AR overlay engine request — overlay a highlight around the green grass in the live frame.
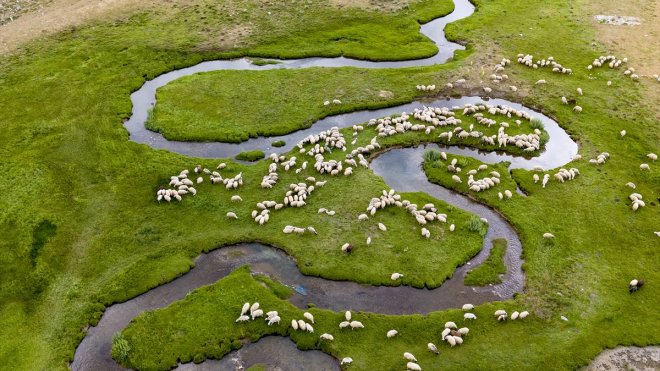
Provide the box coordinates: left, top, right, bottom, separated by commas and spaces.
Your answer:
0, 0, 659, 369
235, 150, 265, 162
464, 239, 507, 286
271, 140, 286, 148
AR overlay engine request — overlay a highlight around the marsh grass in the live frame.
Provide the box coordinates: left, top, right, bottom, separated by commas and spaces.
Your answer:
464, 238, 506, 286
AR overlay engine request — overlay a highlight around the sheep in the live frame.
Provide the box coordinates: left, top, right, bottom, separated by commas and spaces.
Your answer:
341, 243, 353, 253
449, 224, 455, 232
291, 319, 299, 330
452, 174, 462, 183
543, 232, 555, 239
428, 342, 439, 354
339, 321, 350, 329
464, 313, 477, 320
445, 335, 457, 346
297, 320, 307, 331
561, 96, 568, 105
306, 324, 314, 333
573, 106, 582, 113
391, 272, 404, 280
504, 190, 513, 199
267, 316, 281, 326
519, 311, 529, 319
458, 327, 469, 336
241, 303, 250, 315
341, 358, 353, 365
350, 321, 364, 329
445, 321, 457, 329
226, 212, 238, 219
625, 182, 636, 189
577, 87, 583, 95
511, 311, 520, 320
378, 223, 387, 231
640, 163, 650, 170
307, 226, 318, 235
494, 310, 507, 317
367, 236, 372, 245
333, 99, 342, 105
403, 352, 417, 362
235, 315, 250, 322
358, 214, 369, 221
345, 311, 352, 321
421, 228, 430, 238
251, 309, 264, 320
387, 329, 398, 338
535, 79, 546, 85
620, 130, 626, 137
533, 174, 540, 183
441, 328, 451, 339
407, 362, 422, 371
629, 279, 644, 293
304, 312, 315, 324
648, 153, 658, 161
231, 195, 242, 202
320, 333, 334, 341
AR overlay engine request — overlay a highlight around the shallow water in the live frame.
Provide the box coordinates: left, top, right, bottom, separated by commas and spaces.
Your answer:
71, 0, 582, 369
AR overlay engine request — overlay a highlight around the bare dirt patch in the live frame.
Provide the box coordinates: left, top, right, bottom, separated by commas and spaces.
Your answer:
329, 0, 412, 12
0, 0, 181, 55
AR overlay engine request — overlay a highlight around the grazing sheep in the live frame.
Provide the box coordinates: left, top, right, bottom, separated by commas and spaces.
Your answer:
450, 224, 455, 232
231, 195, 242, 202
378, 223, 387, 231
291, 320, 299, 330
320, 333, 334, 341
251, 309, 264, 320
428, 343, 439, 354
543, 232, 555, 239
620, 130, 626, 137
304, 312, 315, 324
341, 243, 353, 253
407, 362, 422, 371
446, 335, 457, 347
267, 316, 281, 326
297, 320, 307, 331
445, 321, 457, 329
458, 327, 469, 336
640, 163, 650, 170
494, 310, 507, 317
561, 96, 568, 105
339, 321, 350, 329
226, 212, 238, 219
626, 182, 636, 189
629, 279, 644, 293
577, 87, 583, 95
647, 153, 658, 161
391, 272, 404, 280
511, 311, 520, 320
241, 303, 250, 315
573, 105, 582, 113
464, 313, 477, 320
403, 352, 417, 362
341, 357, 353, 365
519, 311, 529, 319
235, 315, 250, 322
387, 329, 398, 338
350, 321, 364, 329
535, 79, 546, 85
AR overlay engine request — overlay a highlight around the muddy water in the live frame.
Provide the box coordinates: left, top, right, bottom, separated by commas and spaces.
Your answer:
72, 0, 582, 368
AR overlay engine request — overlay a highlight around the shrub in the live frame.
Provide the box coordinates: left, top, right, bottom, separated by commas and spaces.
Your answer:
111, 333, 131, 363
272, 140, 286, 147
235, 150, 265, 162
530, 118, 544, 130
422, 148, 443, 162
467, 216, 484, 233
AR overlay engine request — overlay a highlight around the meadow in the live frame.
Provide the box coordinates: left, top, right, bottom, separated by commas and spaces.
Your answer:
0, 0, 657, 369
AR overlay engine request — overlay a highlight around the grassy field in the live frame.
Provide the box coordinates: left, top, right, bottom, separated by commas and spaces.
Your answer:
0, 0, 658, 369
464, 239, 507, 286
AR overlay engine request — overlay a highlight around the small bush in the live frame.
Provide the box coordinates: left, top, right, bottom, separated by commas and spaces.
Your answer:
272, 140, 286, 147
111, 333, 131, 363
422, 148, 443, 162
235, 150, 265, 162
467, 216, 484, 233
530, 118, 544, 130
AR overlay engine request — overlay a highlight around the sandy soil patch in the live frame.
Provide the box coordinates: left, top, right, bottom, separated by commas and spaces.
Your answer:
584, 346, 660, 371
329, 0, 412, 12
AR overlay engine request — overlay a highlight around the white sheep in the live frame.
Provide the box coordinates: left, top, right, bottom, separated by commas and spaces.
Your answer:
241, 303, 250, 315
428, 342, 439, 354
378, 222, 387, 231
640, 163, 650, 170
345, 311, 352, 321
231, 195, 242, 202
647, 153, 658, 161
464, 313, 477, 320
543, 232, 555, 239
387, 329, 398, 338
235, 315, 250, 322
407, 362, 422, 371
445, 321, 457, 329
320, 333, 334, 341
341, 357, 353, 365
304, 312, 315, 324
391, 272, 403, 280
350, 321, 364, 329
226, 212, 238, 219
403, 352, 417, 362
